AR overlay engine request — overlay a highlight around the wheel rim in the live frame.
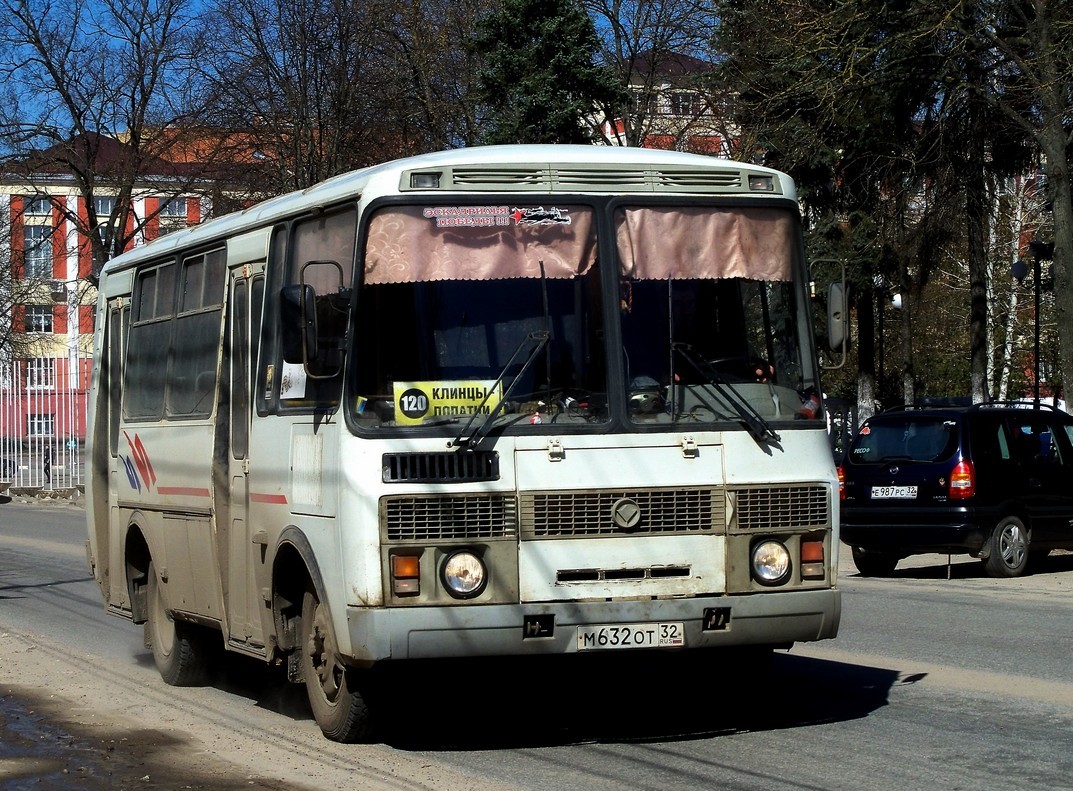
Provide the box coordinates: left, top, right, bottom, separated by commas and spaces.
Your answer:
306, 601, 344, 704
999, 522, 1027, 569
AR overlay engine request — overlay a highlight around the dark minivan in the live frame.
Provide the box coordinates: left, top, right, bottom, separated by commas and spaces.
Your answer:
839, 402, 1073, 577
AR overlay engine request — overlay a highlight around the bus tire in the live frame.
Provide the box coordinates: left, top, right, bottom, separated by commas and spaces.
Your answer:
983, 516, 1029, 578
145, 561, 213, 686
850, 547, 899, 577
300, 588, 372, 742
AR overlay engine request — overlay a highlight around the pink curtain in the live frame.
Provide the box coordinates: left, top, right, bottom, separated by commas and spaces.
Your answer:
364, 205, 597, 284
615, 206, 794, 282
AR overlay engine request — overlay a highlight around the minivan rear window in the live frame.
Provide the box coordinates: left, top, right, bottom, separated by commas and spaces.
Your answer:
849, 416, 959, 463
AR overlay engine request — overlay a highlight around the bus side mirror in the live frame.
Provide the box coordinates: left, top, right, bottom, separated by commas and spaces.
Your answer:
827, 282, 847, 351
280, 283, 318, 366
810, 258, 848, 371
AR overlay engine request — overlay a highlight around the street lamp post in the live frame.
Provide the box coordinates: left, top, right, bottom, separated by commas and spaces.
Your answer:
1013, 240, 1054, 410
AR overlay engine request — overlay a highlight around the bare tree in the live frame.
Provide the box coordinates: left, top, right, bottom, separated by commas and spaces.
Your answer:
381, 0, 495, 151
0, 0, 223, 282
202, 0, 406, 193
584, 0, 721, 148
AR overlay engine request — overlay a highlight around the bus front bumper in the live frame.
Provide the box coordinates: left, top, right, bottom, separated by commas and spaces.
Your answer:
345, 588, 841, 663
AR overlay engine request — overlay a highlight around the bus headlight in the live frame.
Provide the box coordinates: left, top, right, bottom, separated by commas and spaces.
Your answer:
751, 540, 791, 585
441, 551, 487, 599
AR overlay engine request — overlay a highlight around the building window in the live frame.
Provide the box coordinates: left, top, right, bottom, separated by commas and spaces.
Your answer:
631, 88, 657, 119
94, 196, 115, 217
25, 305, 53, 334
24, 225, 54, 278
161, 197, 186, 217
670, 91, 702, 117
28, 413, 55, 437
26, 358, 55, 390
24, 196, 52, 216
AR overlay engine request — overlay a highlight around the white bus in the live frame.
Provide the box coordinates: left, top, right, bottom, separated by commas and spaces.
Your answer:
86, 144, 841, 742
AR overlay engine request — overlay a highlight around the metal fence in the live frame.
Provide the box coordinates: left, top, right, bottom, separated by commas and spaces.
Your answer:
0, 357, 90, 493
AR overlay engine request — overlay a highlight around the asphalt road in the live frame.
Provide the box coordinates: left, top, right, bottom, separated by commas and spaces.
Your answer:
2, 499, 1073, 791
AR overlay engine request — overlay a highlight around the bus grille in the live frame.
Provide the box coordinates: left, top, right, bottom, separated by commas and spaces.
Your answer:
383, 494, 518, 541
520, 488, 724, 538
382, 451, 499, 483
732, 486, 829, 531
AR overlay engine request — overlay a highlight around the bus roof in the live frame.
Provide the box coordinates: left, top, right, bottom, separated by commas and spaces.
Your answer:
99, 144, 796, 277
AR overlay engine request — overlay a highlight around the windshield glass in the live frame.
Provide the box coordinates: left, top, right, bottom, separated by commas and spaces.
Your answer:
346, 200, 820, 435
614, 205, 818, 426
848, 416, 960, 463
350, 204, 606, 429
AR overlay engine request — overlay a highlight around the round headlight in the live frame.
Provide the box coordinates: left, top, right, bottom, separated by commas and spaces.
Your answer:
752, 540, 791, 585
441, 551, 487, 598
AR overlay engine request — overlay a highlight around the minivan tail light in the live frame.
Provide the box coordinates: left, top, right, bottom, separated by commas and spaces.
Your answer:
837, 465, 846, 500
949, 459, 975, 499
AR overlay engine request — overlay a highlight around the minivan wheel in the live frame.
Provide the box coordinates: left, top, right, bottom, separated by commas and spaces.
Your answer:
983, 516, 1029, 578
851, 547, 899, 577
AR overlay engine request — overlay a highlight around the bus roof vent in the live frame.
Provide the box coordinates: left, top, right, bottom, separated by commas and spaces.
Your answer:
448, 167, 549, 188
382, 451, 500, 484
655, 169, 745, 190
421, 165, 756, 194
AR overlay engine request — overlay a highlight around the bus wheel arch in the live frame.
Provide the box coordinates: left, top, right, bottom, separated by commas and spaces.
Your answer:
271, 529, 329, 659
123, 522, 152, 624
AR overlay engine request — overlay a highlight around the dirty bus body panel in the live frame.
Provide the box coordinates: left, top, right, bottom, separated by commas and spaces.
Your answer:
85, 145, 840, 742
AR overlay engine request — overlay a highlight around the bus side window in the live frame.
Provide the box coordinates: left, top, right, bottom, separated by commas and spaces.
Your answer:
258, 227, 287, 414
124, 260, 176, 420
277, 207, 356, 409
107, 306, 127, 456
166, 248, 226, 418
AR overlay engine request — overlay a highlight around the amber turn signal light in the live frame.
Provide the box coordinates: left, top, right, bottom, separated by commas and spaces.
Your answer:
392, 554, 420, 595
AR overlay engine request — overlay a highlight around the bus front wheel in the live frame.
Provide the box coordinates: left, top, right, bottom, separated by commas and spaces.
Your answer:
145, 561, 213, 686
300, 588, 372, 742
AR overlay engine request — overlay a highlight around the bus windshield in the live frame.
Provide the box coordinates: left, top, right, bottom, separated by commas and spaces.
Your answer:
347, 201, 816, 432
615, 205, 814, 428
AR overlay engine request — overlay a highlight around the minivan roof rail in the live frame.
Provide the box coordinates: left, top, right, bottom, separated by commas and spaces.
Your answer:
972, 400, 1063, 412
880, 399, 1063, 414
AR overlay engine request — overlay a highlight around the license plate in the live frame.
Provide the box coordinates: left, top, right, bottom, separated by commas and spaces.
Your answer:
576, 622, 685, 651
871, 485, 918, 499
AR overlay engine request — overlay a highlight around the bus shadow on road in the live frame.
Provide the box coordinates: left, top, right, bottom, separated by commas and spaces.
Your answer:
375, 650, 899, 749
208, 647, 901, 750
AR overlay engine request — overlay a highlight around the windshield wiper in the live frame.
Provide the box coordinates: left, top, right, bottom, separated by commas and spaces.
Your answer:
451, 260, 553, 450
672, 343, 781, 444
449, 330, 550, 449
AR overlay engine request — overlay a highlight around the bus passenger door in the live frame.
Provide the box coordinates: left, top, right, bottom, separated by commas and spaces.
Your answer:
223, 267, 266, 650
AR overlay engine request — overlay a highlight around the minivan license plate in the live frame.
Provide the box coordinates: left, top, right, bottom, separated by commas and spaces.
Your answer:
871, 485, 917, 499
577, 622, 685, 651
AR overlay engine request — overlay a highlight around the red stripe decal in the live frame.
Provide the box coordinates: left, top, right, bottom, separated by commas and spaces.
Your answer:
250, 493, 289, 505
156, 486, 211, 497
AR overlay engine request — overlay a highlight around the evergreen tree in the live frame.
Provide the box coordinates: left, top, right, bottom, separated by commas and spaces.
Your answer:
471, 0, 628, 144
714, 0, 1037, 412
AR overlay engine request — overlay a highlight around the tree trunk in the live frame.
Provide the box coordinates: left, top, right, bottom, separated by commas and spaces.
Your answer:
966, 116, 990, 404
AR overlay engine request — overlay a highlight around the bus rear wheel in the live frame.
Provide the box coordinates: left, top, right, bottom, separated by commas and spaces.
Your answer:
145, 561, 213, 686
300, 588, 372, 742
